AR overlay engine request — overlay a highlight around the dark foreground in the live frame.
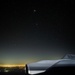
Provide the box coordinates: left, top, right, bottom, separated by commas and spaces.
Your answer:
0, 67, 26, 75
0, 72, 26, 75
35, 66, 75, 75
0, 66, 75, 75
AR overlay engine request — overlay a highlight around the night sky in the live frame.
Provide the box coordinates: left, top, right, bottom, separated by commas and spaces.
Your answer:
0, 0, 75, 65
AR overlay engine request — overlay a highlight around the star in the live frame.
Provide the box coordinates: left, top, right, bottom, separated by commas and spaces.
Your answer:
33, 10, 36, 12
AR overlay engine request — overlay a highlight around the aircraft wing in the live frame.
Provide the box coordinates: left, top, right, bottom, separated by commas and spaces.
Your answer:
25, 54, 75, 75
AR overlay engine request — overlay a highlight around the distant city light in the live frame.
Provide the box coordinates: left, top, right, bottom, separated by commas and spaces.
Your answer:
0, 64, 25, 67
4, 69, 9, 72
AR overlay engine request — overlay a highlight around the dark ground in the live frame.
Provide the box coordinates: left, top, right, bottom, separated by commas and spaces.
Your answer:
0, 66, 75, 75
0, 67, 26, 75
0, 72, 25, 75
0, 72, 26, 75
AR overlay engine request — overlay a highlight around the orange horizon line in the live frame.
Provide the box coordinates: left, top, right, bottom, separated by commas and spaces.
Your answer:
0, 64, 25, 67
